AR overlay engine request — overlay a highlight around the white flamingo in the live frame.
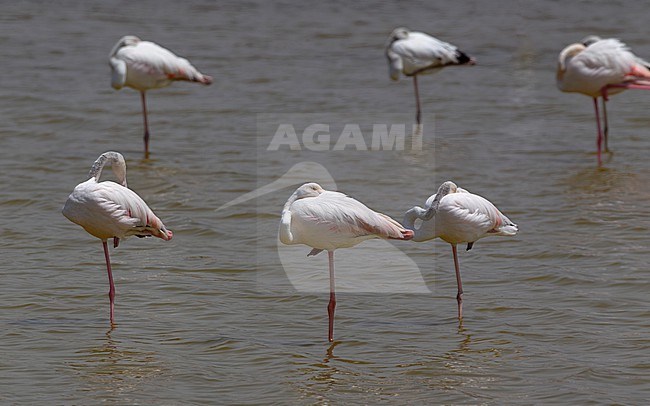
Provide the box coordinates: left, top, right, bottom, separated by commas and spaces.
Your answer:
385, 27, 475, 124
62, 151, 173, 325
581, 35, 650, 154
556, 38, 650, 165
280, 182, 414, 342
109, 36, 213, 158
403, 181, 518, 320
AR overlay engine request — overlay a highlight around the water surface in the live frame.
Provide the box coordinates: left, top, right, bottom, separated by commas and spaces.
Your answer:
1, 1, 650, 404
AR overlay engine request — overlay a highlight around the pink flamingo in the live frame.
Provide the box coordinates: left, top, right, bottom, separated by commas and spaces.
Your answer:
403, 181, 518, 320
62, 151, 173, 325
556, 38, 650, 165
385, 27, 475, 124
109, 36, 213, 158
280, 183, 414, 342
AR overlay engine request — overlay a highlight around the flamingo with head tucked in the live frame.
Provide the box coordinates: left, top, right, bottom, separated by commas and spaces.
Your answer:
403, 181, 517, 320
556, 38, 650, 165
62, 151, 173, 325
280, 182, 414, 342
581, 35, 650, 154
385, 27, 475, 125
109, 36, 213, 158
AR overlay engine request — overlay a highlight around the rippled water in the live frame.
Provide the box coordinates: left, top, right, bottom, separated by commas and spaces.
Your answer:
2, 1, 650, 404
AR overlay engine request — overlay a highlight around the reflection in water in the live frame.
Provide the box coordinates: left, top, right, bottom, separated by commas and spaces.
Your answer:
561, 166, 650, 220
602, 151, 614, 166
568, 166, 650, 196
68, 330, 165, 399
293, 326, 513, 403
452, 323, 473, 356
293, 341, 381, 402
411, 123, 423, 154
395, 324, 513, 399
438, 325, 512, 396
292, 342, 345, 402
323, 340, 340, 364
450, 324, 509, 363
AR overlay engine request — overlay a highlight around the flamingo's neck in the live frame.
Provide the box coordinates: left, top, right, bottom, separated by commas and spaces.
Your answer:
88, 151, 127, 187
403, 205, 438, 242
279, 192, 299, 245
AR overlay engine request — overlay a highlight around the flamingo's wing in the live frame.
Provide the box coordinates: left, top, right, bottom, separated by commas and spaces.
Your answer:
391, 32, 467, 74
443, 192, 517, 236
575, 39, 639, 81
97, 183, 172, 240
119, 41, 209, 83
297, 191, 407, 239
63, 180, 171, 241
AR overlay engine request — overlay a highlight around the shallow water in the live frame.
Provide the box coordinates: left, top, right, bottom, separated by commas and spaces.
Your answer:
2, 1, 650, 404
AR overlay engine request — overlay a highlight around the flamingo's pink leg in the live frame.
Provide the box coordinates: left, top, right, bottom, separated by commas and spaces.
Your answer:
593, 98, 603, 166
102, 240, 116, 325
452, 244, 463, 320
601, 98, 609, 152
141, 91, 150, 159
413, 75, 422, 125
600, 82, 650, 156
327, 250, 336, 342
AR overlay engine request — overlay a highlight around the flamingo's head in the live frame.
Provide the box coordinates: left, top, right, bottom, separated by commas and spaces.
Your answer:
294, 182, 324, 200
437, 181, 458, 197
389, 27, 409, 41
581, 35, 602, 47
557, 43, 585, 72
110, 35, 142, 56
386, 27, 410, 48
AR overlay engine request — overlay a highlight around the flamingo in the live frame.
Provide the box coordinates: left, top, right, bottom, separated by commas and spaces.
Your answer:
62, 151, 173, 325
280, 182, 414, 342
556, 38, 650, 165
109, 36, 213, 158
385, 27, 475, 125
581, 35, 650, 154
403, 181, 518, 320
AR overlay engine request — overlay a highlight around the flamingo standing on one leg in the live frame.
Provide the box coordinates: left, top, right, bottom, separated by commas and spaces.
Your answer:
62, 151, 173, 325
403, 181, 518, 320
556, 38, 650, 166
581, 35, 650, 152
109, 36, 213, 158
280, 182, 414, 342
385, 27, 475, 125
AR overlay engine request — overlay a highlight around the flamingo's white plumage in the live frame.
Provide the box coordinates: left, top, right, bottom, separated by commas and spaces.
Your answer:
62, 151, 173, 325
556, 38, 650, 165
403, 181, 517, 319
280, 182, 414, 342
109, 35, 213, 158
385, 27, 475, 124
